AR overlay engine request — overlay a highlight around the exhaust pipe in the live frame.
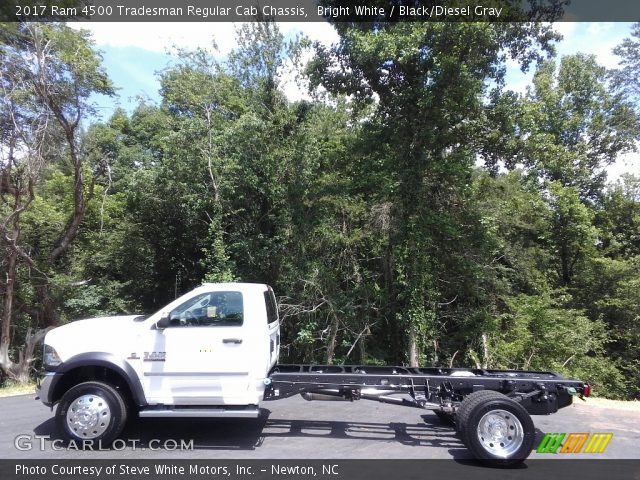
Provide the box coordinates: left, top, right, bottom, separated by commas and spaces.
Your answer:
301, 389, 397, 401
300, 389, 449, 410
301, 390, 346, 401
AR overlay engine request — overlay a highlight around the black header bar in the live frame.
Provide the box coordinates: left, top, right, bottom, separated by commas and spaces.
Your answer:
3, 0, 640, 23
2, 459, 640, 480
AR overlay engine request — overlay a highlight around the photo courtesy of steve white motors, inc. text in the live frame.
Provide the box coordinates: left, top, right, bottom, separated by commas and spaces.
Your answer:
14, 463, 339, 477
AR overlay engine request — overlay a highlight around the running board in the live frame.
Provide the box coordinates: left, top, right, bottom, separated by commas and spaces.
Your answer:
139, 408, 260, 418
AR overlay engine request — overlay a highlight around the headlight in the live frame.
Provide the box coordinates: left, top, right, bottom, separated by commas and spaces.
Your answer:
43, 344, 62, 368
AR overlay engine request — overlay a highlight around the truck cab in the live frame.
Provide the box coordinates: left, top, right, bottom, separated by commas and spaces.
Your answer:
38, 283, 280, 442
137, 282, 280, 407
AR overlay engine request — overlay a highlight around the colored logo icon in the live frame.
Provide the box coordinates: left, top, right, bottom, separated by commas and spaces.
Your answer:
536, 432, 613, 454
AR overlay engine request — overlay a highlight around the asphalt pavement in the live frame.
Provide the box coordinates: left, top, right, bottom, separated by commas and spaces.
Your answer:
1, 392, 639, 460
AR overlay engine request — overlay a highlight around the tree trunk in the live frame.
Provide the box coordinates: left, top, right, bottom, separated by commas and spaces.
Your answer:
384, 243, 402, 363
0, 245, 50, 383
34, 283, 59, 328
0, 327, 50, 383
0, 249, 18, 376
325, 313, 339, 365
481, 333, 490, 369
408, 328, 419, 367
358, 329, 367, 363
560, 242, 571, 285
49, 135, 89, 264
0, 237, 49, 383
34, 94, 90, 329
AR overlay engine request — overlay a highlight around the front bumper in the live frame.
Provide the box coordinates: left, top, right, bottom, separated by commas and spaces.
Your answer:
35, 372, 63, 408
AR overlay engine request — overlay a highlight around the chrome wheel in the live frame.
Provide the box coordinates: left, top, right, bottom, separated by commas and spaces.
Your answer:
66, 394, 111, 439
476, 409, 524, 458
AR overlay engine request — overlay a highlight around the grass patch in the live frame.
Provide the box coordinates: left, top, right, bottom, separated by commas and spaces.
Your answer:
0, 381, 37, 398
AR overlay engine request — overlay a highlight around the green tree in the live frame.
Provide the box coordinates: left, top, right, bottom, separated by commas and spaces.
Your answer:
309, 20, 562, 366
546, 182, 598, 286
611, 22, 640, 116
492, 291, 623, 394
0, 23, 112, 381
513, 54, 637, 200
597, 175, 640, 259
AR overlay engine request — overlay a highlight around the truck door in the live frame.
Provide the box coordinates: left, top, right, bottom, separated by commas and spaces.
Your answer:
141, 290, 254, 405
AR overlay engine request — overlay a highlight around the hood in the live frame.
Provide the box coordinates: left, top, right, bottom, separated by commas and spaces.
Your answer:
45, 315, 142, 360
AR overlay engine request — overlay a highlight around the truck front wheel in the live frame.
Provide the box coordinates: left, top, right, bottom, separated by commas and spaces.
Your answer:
457, 391, 535, 466
55, 381, 128, 445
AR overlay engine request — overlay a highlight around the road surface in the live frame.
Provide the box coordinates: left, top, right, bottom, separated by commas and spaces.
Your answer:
1, 393, 639, 459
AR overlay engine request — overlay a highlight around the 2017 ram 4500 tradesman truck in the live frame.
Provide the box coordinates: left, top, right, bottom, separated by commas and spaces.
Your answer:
37, 282, 590, 466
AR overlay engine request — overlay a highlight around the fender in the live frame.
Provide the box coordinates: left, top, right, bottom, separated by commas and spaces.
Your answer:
48, 352, 147, 407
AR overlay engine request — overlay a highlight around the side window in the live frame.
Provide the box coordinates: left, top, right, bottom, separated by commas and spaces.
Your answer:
264, 289, 278, 324
168, 291, 243, 327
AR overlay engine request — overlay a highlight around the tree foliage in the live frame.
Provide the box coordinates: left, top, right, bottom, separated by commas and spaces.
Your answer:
0, 23, 113, 381
1, 21, 639, 399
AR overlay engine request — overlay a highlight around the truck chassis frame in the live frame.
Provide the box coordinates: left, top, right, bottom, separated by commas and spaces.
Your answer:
264, 364, 589, 465
266, 364, 586, 413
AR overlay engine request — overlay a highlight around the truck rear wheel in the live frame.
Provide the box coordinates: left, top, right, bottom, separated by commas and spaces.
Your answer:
457, 390, 534, 466
56, 381, 128, 445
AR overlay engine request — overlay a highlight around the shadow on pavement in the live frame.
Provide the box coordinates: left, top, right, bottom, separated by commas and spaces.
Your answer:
33, 409, 467, 454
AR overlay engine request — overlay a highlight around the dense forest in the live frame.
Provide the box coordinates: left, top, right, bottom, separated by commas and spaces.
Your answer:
1, 19, 639, 399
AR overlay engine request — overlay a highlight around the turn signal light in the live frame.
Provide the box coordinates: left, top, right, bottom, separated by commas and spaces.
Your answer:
43, 344, 62, 368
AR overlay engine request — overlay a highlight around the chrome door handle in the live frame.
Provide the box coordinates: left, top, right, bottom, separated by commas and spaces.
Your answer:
223, 338, 243, 344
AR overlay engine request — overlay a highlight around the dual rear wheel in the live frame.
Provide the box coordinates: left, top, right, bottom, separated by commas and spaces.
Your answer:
456, 390, 535, 466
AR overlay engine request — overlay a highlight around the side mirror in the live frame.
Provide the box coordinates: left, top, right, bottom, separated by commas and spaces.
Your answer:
155, 313, 170, 330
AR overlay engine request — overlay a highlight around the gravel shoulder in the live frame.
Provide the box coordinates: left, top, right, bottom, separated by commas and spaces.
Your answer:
575, 397, 640, 411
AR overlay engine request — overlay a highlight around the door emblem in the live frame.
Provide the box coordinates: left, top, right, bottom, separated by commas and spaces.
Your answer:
143, 351, 166, 362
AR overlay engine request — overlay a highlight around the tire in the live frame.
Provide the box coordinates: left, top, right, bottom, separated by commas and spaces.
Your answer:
457, 390, 535, 466
456, 390, 506, 433
55, 381, 128, 446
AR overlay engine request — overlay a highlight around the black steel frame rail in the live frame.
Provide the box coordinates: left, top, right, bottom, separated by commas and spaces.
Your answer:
264, 364, 586, 401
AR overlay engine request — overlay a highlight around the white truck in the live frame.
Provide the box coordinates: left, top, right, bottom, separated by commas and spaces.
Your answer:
37, 282, 590, 466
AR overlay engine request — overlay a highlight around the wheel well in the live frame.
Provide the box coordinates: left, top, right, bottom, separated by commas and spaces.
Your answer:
52, 366, 135, 408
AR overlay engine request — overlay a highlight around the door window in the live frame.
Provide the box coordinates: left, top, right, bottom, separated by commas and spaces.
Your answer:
264, 289, 278, 324
168, 291, 243, 327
